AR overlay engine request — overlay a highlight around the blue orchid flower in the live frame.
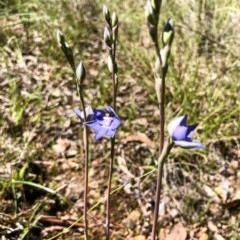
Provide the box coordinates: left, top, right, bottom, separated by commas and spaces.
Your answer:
74, 106, 121, 141
167, 115, 203, 149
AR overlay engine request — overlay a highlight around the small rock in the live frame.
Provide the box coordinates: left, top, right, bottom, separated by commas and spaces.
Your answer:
213, 233, 225, 240
199, 233, 208, 240
208, 221, 218, 233
65, 149, 77, 158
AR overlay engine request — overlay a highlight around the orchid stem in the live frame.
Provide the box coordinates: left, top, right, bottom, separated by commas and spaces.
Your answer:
150, 5, 169, 238
106, 136, 115, 239
155, 44, 165, 155
106, 27, 118, 239
58, 30, 90, 239
78, 83, 89, 240
151, 140, 174, 240
151, 38, 166, 240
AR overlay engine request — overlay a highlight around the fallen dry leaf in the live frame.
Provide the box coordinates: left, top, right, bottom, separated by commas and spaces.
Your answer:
121, 133, 155, 148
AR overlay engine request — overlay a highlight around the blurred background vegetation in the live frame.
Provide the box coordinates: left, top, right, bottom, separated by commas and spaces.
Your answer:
0, 0, 240, 239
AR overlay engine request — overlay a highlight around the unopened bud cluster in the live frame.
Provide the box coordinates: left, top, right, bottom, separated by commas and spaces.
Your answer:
56, 29, 76, 72
103, 5, 119, 75
57, 30, 86, 86
159, 19, 174, 71
155, 19, 174, 78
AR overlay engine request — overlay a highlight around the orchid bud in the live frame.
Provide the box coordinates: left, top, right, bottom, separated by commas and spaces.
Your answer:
76, 61, 86, 84
112, 25, 118, 41
145, 0, 156, 25
151, 0, 161, 16
56, 29, 64, 46
162, 19, 174, 46
56, 29, 75, 71
160, 45, 170, 68
107, 55, 114, 73
111, 12, 118, 27
104, 26, 112, 47
103, 5, 111, 27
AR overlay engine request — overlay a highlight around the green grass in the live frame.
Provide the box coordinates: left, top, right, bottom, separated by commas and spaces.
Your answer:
0, 0, 240, 239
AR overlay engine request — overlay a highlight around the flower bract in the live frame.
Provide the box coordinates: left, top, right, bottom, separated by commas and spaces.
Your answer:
167, 115, 203, 149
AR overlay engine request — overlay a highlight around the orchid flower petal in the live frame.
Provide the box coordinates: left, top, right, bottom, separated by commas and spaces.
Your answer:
74, 108, 83, 120
110, 118, 121, 129
186, 124, 198, 138
75, 105, 121, 141
86, 121, 101, 131
174, 140, 204, 149
168, 114, 203, 149
106, 129, 116, 138
167, 115, 186, 137
95, 128, 108, 141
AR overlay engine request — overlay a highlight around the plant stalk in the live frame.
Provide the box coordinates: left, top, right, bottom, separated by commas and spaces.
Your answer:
79, 84, 89, 240
105, 136, 115, 239
151, 140, 174, 240
156, 47, 165, 154
106, 36, 118, 240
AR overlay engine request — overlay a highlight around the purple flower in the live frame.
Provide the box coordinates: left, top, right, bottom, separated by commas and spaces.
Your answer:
74, 106, 121, 141
167, 115, 203, 149
74, 106, 105, 122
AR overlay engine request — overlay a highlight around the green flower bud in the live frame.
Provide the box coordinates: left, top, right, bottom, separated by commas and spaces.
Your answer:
107, 55, 113, 73
162, 19, 174, 46
76, 61, 86, 84
160, 45, 170, 68
145, 0, 156, 25
111, 12, 118, 27
104, 26, 112, 47
112, 25, 118, 41
56, 29, 64, 46
56, 29, 75, 71
103, 5, 111, 27
151, 0, 161, 16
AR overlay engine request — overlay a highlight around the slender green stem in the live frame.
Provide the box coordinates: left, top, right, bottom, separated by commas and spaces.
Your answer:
152, 33, 167, 240
59, 32, 89, 238
105, 31, 118, 240
79, 85, 89, 240
151, 140, 174, 240
155, 46, 165, 154
105, 136, 115, 239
